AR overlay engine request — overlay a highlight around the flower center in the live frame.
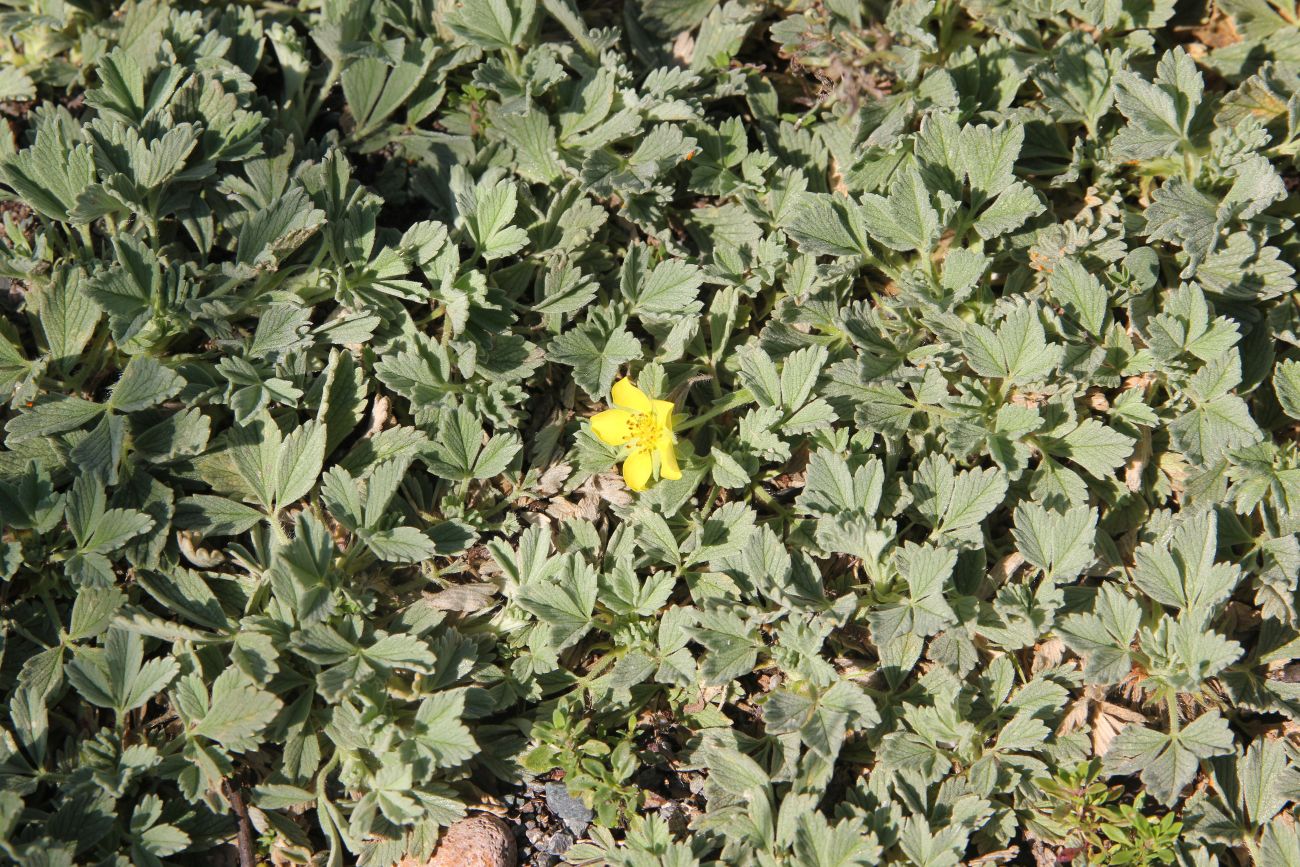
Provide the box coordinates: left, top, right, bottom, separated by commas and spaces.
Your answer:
629, 412, 661, 451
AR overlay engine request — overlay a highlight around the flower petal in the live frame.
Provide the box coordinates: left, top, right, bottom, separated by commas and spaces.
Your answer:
658, 440, 681, 480
622, 449, 653, 491
652, 399, 675, 430
611, 377, 652, 413
591, 409, 634, 445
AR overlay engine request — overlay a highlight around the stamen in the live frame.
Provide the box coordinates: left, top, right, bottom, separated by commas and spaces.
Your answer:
630, 412, 660, 448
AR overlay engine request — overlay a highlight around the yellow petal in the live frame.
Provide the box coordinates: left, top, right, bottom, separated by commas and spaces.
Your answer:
652, 399, 675, 430
658, 440, 681, 480
591, 409, 634, 445
622, 449, 653, 491
611, 377, 652, 413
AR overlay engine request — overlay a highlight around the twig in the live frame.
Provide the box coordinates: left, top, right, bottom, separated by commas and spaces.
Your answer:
224, 780, 258, 867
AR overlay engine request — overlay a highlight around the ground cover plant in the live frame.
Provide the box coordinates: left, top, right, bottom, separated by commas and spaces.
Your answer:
2, 0, 1300, 864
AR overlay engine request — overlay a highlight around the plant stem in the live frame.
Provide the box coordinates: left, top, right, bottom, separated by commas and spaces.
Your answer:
223, 780, 258, 867
676, 388, 755, 433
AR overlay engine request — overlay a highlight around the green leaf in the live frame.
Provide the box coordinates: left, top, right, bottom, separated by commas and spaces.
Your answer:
693, 609, 762, 686
1142, 615, 1242, 693
493, 110, 563, 184
798, 450, 884, 518
253, 784, 316, 810
764, 680, 878, 761
68, 587, 126, 641
447, 0, 536, 49
108, 357, 184, 413
191, 667, 283, 753
1112, 47, 1205, 160
858, 164, 940, 253
248, 304, 313, 358
962, 305, 1061, 384
0, 67, 35, 102
1048, 258, 1108, 336
1053, 418, 1135, 479
341, 43, 432, 143
364, 633, 437, 670
868, 543, 958, 645
703, 746, 770, 797
463, 176, 529, 261
971, 182, 1043, 240
1033, 33, 1120, 131
1146, 286, 1240, 363
1272, 359, 1300, 420
785, 194, 868, 257
940, 464, 1007, 536
1170, 356, 1262, 465
374, 337, 457, 407
1012, 502, 1097, 581
548, 314, 642, 400
315, 349, 367, 456
1260, 818, 1300, 867
1057, 584, 1139, 684
175, 495, 265, 536
276, 421, 326, 508
364, 527, 438, 563
631, 259, 704, 316
236, 187, 326, 270
1105, 711, 1234, 806
1133, 512, 1240, 615
424, 407, 520, 481
516, 555, 597, 653
5, 396, 105, 442
911, 452, 1008, 542
39, 269, 102, 368
0, 107, 96, 222
412, 691, 477, 769
66, 628, 179, 716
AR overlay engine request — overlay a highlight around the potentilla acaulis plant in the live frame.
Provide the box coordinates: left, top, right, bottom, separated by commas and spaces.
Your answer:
1, 0, 1299, 865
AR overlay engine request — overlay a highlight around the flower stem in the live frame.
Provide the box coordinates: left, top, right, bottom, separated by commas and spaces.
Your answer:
676, 388, 755, 433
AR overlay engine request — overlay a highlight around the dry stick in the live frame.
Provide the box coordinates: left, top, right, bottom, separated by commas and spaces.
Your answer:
224, 780, 258, 867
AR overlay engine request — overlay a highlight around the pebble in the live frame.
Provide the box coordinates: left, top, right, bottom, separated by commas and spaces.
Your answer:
661, 800, 687, 835
543, 832, 573, 855
543, 783, 593, 836
412, 814, 517, 867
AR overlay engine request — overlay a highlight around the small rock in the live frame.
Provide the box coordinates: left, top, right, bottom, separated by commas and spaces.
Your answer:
543, 783, 593, 836
543, 833, 573, 856
660, 800, 687, 836
407, 814, 516, 867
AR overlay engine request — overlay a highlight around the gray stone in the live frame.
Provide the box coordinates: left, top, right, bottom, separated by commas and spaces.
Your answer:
543, 783, 593, 836
543, 832, 573, 855
660, 800, 687, 835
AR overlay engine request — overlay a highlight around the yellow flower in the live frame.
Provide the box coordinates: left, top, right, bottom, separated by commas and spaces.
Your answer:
591, 377, 682, 492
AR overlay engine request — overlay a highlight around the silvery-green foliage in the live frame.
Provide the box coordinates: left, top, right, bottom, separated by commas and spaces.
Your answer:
1, 0, 1299, 865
